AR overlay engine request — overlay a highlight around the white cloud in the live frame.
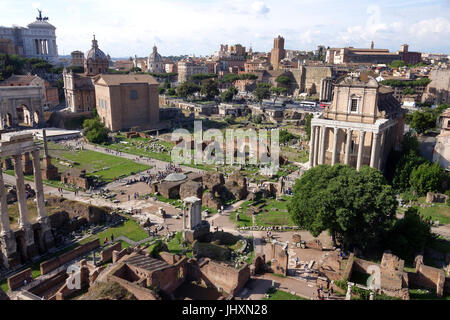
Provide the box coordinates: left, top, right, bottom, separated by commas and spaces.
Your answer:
411, 17, 450, 38
251, 1, 270, 15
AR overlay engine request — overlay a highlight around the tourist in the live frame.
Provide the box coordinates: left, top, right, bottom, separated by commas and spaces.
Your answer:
111, 234, 114, 242
104, 237, 108, 244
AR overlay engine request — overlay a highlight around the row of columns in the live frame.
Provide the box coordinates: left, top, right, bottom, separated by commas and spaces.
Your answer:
309, 125, 382, 170
0, 149, 52, 267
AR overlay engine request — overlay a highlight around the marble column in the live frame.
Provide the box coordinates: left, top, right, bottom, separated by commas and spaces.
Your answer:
319, 126, 326, 165
331, 127, 339, 166
370, 132, 381, 169
0, 169, 11, 234
345, 129, 352, 165
0, 167, 17, 268
309, 125, 316, 168
378, 131, 386, 170
356, 131, 366, 171
31, 150, 47, 221
13, 155, 30, 228
313, 126, 320, 166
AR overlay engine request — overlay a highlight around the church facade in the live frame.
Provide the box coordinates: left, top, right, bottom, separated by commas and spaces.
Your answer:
63, 36, 109, 113
309, 74, 406, 172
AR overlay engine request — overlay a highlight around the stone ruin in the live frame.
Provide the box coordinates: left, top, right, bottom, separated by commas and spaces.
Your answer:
182, 197, 210, 243
426, 192, 448, 204
0, 133, 55, 269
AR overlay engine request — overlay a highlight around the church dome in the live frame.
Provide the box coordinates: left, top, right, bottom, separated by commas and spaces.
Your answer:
86, 36, 107, 62
148, 46, 163, 62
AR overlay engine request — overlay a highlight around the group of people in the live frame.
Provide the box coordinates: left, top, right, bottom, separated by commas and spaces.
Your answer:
316, 285, 334, 300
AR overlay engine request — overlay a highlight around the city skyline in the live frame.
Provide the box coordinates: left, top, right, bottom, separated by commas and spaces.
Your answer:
0, 0, 450, 57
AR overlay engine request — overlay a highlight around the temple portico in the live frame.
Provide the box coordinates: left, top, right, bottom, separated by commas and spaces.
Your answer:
309, 116, 398, 170
308, 73, 406, 172
0, 132, 54, 269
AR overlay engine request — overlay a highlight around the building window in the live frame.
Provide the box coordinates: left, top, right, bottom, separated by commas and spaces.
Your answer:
130, 90, 138, 100
350, 140, 355, 154
351, 98, 358, 112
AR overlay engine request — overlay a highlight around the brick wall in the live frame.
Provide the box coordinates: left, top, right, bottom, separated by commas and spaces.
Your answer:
109, 275, 157, 300
7, 268, 32, 291
100, 242, 122, 264
40, 239, 100, 275
198, 260, 250, 295
409, 264, 446, 296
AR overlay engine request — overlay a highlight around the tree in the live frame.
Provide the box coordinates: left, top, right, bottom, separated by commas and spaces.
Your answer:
158, 87, 166, 95
270, 87, 287, 104
288, 165, 397, 251
252, 114, 262, 124
385, 207, 434, 261
410, 162, 446, 195
392, 150, 427, 192
176, 81, 200, 99
279, 129, 297, 144
221, 73, 240, 83
190, 73, 217, 83
239, 73, 258, 80
200, 79, 219, 99
167, 87, 176, 96
409, 110, 436, 134
389, 60, 407, 69
253, 83, 271, 103
220, 86, 238, 102
83, 118, 108, 144
275, 75, 291, 86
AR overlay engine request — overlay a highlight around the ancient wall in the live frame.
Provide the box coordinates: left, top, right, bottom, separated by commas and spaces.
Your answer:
100, 242, 122, 264
28, 271, 67, 297
409, 264, 446, 296
40, 239, 100, 275
109, 274, 157, 300
150, 258, 188, 294
7, 267, 32, 290
197, 259, 250, 295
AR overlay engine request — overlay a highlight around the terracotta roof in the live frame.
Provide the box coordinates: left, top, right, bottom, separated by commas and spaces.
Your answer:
0, 74, 38, 86
95, 74, 159, 86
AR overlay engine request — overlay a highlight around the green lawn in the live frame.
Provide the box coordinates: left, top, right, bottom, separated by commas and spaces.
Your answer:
409, 288, 450, 300
47, 142, 151, 184
416, 199, 450, 225
80, 216, 149, 245
263, 287, 308, 300
102, 136, 174, 162
229, 197, 294, 228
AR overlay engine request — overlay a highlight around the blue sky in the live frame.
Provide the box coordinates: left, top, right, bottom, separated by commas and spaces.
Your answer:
1, 0, 449, 57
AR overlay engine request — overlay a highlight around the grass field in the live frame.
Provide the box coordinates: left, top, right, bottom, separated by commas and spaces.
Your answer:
416, 197, 450, 224
229, 196, 293, 227
47, 142, 151, 183
263, 287, 308, 300
79, 216, 149, 245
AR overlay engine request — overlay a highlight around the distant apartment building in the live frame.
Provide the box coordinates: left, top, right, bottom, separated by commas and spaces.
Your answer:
422, 69, 450, 105
397, 44, 421, 65
326, 43, 400, 65
177, 59, 208, 82
165, 63, 177, 73
70, 50, 85, 67
433, 109, 450, 170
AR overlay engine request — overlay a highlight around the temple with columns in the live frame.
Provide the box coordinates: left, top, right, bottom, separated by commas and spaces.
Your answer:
309, 73, 406, 171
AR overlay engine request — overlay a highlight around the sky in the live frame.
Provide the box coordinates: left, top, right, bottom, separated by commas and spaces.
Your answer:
0, 0, 449, 58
